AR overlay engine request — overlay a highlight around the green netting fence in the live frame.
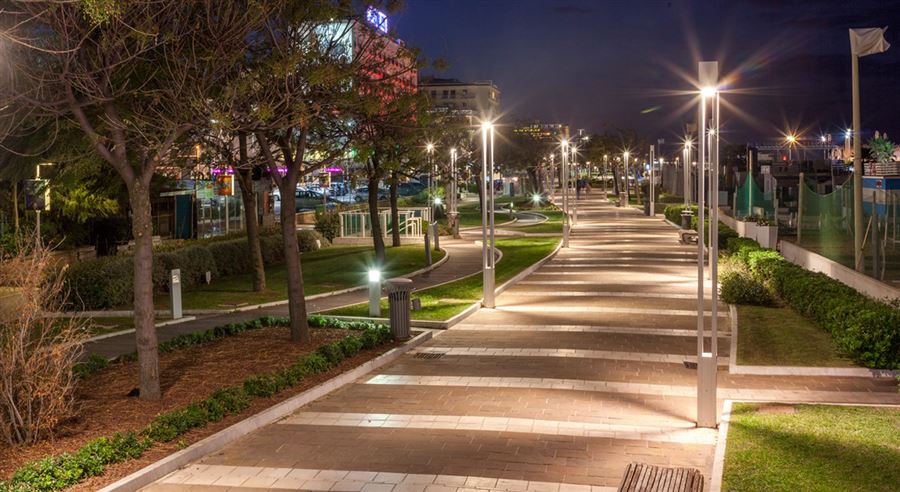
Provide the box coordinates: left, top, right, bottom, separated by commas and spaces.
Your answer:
733, 174, 775, 219
797, 173, 899, 282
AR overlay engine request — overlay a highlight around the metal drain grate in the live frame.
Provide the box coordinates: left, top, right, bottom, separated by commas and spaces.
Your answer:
414, 352, 446, 359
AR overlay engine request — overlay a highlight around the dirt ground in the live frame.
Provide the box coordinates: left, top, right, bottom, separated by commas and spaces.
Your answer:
0, 325, 402, 490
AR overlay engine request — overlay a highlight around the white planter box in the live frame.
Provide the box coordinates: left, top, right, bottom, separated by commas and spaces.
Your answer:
745, 222, 758, 241
756, 225, 778, 249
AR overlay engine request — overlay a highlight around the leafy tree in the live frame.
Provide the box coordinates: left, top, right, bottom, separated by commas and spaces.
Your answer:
0, 1, 272, 399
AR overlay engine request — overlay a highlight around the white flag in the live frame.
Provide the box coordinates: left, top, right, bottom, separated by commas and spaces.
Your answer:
850, 27, 890, 57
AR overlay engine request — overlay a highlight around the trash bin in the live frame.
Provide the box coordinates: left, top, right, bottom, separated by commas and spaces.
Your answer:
680, 210, 693, 229
619, 194, 627, 207
385, 278, 414, 341
643, 201, 651, 216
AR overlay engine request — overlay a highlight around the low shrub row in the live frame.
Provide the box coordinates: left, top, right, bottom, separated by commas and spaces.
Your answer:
7, 317, 394, 492
724, 238, 900, 369
63, 230, 326, 309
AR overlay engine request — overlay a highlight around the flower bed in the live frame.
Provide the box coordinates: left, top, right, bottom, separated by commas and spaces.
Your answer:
0, 316, 396, 491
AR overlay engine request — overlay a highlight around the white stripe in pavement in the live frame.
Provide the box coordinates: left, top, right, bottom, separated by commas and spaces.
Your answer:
414, 347, 729, 365
453, 324, 729, 338
551, 257, 696, 263
528, 272, 697, 280
157, 464, 618, 492
365, 375, 900, 405
502, 291, 709, 300
278, 412, 718, 445
496, 306, 726, 317
518, 280, 711, 286
542, 263, 695, 268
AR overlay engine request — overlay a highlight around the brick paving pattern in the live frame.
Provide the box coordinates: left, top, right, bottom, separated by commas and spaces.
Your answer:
143, 194, 900, 492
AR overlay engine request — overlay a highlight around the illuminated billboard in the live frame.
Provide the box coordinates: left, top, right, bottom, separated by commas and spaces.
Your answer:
366, 7, 388, 33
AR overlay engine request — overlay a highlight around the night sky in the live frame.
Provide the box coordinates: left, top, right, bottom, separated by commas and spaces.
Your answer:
394, 0, 900, 144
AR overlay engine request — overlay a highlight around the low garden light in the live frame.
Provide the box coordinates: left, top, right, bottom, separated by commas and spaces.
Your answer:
532, 193, 541, 205
368, 269, 381, 317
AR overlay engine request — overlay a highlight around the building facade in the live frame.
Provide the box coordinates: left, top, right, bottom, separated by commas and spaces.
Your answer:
419, 77, 501, 120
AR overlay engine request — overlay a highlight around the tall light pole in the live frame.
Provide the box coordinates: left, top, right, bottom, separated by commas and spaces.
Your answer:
649, 144, 656, 216
697, 61, 720, 429
561, 139, 570, 248
549, 153, 556, 201
683, 140, 691, 205
603, 154, 609, 195
449, 147, 459, 238
426, 143, 436, 221
623, 151, 630, 204
786, 135, 797, 162
481, 122, 496, 308
571, 144, 578, 226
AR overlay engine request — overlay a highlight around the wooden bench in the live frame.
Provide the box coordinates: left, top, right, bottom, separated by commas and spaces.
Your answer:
679, 230, 698, 245
618, 463, 704, 492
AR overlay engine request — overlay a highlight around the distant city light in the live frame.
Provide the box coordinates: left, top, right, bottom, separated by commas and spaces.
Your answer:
366, 7, 388, 33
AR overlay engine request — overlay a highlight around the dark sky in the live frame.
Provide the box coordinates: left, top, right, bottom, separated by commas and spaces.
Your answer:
393, 0, 900, 144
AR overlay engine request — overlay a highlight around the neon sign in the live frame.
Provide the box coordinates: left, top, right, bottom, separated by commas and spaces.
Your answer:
366, 7, 388, 33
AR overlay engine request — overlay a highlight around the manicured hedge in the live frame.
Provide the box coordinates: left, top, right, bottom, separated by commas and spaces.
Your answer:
725, 238, 900, 370
7, 316, 393, 492
63, 230, 325, 309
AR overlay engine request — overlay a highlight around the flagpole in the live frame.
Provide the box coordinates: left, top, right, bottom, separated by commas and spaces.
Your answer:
852, 51, 864, 272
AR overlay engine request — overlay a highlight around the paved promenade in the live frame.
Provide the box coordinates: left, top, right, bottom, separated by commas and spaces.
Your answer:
86, 239, 482, 359
143, 193, 900, 492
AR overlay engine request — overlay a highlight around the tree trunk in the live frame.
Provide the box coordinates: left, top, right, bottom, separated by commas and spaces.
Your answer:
368, 173, 386, 265
389, 170, 401, 247
236, 168, 266, 292
127, 181, 161, 400
278, 178, 310, 343
612, 166, 620, 195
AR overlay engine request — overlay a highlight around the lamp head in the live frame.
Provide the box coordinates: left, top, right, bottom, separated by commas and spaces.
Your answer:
481, 121, 493, 131
700, 86, 717, 98
368, 269, 381, 282
434, 197, 442, 205
426, 143, 435, 152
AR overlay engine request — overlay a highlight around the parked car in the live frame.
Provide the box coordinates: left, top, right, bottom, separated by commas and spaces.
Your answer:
354, 186, 388, 202
398, 182, 425, 197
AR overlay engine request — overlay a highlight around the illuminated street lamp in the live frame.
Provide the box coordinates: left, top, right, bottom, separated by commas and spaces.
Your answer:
696, 62, 720, 429
623, 151, 630, 204
449, 147, 459, 238
570, 144, 578, 226
561, 139, 570, 247
368, 269, 381, 317
683, 140, 692, 205
603, 154, 609, 195
426, 142, 436, 220
481, 121, 496, 308
786, 134, 797, 162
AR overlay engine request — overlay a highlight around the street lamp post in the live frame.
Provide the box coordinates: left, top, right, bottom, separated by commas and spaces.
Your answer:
426, 143, 436, 222
481, 122, 496, 308
683, 141, 691, 205
449, 147, 459, 238
623, 151, 630, 204
561, 139, 570, 248
571, 145, 578, 226
697, 61, 720, 429
649, 144, 656, 216
603, 154, 609, 195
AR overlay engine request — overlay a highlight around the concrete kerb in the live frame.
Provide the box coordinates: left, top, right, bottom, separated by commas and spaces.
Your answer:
97, 329, 434, 492
727, 303, 898, 379
709, 399, 733, 492
82, 248, 450, 345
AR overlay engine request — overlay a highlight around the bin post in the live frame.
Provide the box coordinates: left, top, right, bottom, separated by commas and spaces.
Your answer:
681, 209, 693, 229
169, 269, 182, 320
424, 225, 432, 266
385, 278, 414, 341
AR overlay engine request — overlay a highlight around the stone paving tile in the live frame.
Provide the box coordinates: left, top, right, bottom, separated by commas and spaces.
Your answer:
142, 194, 898, 492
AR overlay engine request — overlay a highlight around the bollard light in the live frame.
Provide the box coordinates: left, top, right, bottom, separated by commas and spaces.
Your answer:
532, 193, 541, 205
434, 197, 442, 205
368, 269, 381, 317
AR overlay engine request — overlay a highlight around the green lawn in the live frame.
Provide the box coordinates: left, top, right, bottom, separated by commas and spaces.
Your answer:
737, 305, 856, 367
510, 210, 564, 234
723, 403, 900, 492
154, 245, 442, 310
445, 201, 512, 228
324, 237, 561, 321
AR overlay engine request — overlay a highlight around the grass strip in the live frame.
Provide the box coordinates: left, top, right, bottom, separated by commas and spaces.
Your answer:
149, 245, 440, 311
723, 403, 900, 492
736, 305, 857, 367
323, 237, 560, 321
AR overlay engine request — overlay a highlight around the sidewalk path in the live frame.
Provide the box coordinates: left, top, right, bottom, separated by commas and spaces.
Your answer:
142, 193, 900, 492
85, 239, 482, 359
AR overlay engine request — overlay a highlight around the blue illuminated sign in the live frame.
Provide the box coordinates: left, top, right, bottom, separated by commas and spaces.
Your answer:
366, 7, 388, 33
